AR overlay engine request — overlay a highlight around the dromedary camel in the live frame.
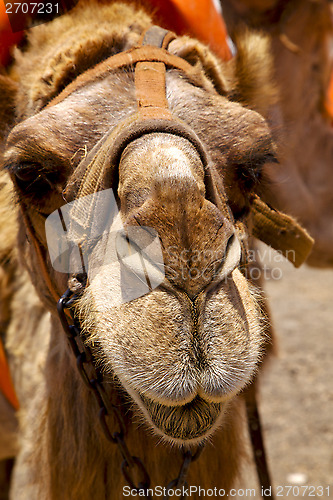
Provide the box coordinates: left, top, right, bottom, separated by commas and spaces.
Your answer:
0, 1, 313, 498
220, 0, 333, 267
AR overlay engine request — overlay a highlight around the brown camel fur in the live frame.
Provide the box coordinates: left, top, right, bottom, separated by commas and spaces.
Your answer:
0, 1, 305, 497
221, 0, 333, 267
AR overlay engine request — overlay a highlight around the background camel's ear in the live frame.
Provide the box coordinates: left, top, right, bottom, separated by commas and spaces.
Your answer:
227, 30, 279, 120
0, 75, 18, 150
168, 36, 230, 96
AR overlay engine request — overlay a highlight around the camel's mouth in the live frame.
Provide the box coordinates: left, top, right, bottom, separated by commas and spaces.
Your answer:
139, 393, 225, 442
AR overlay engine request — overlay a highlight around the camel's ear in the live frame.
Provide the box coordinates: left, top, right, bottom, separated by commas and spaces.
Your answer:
0, 75, 18, 152
227, 30, 278, 119
168, 36, 230, 96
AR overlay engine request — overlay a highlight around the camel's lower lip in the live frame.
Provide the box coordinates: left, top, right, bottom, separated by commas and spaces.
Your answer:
139, 394, 223, 441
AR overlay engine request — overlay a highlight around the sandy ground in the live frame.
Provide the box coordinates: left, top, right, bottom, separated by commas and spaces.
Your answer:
248, 246, 333, 499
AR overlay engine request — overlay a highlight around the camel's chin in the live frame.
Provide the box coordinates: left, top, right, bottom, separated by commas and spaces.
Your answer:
139, 393, 226, 444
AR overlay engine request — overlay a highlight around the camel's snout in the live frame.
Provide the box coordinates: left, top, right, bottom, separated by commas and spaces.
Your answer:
127, 195, 237, 296
118, 133, 238, 295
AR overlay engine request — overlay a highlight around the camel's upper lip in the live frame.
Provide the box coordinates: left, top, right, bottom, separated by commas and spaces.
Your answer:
139, 393, 224, 441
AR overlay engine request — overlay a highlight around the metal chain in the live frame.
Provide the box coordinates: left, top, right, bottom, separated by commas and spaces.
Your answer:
164, 446, 204, 499
57, 288, 202, 498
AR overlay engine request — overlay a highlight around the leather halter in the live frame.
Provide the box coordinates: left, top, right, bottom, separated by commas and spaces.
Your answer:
46, 26, 212, 110
16, 25, 313, 498
47, 26, 232, 224
18, 25, 231, 307
52, 25, 275, 497
43, 25, 313, 269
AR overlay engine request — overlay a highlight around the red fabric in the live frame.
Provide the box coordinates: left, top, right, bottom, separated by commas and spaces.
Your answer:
147, 0, 232, 61
0, 0, 231, 68
0, 338, 19, 410
0, 1, 23, 67
326, 69, 333, 121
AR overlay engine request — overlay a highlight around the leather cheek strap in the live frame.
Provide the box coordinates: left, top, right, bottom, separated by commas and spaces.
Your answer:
251, 194, 314, 268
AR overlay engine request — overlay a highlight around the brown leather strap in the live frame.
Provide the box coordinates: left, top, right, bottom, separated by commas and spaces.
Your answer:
46, 45, 209, 109
245, 385, 275, 499
135, 28, 174, 120
141, 25, 176, 49
21, 207, 62, 304
135, 61, 173, 120
251, 194, 314, 268
65, 113, 212, 201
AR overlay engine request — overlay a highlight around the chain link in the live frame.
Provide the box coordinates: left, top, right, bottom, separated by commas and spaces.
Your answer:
57, 288, 202, 498
164, 446, 204, 499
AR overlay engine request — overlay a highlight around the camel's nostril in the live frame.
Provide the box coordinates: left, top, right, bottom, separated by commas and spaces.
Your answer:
211, 232, 242, 282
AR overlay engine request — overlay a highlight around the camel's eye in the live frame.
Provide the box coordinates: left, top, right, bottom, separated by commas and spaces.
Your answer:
12, 162, 59, 197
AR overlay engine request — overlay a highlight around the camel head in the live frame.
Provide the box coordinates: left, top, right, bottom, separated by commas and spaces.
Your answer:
75, 129, 265, 445
0, 2, 281, 446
